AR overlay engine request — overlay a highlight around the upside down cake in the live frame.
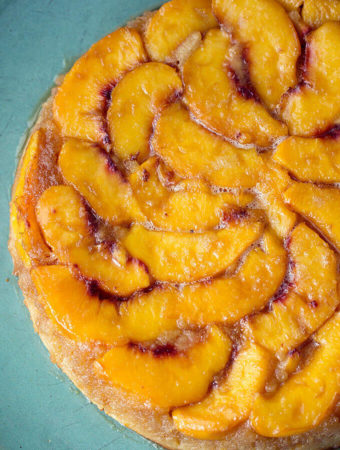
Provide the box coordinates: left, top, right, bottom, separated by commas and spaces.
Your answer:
8, 0, 340, 448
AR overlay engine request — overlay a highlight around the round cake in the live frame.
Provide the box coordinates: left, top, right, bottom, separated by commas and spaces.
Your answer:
9, 0, 340, 448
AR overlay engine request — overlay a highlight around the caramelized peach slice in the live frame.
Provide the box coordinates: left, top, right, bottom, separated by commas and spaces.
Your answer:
302, 0, 340, 27
282, 22, 340, 136
248, 292, 315, 353
36, 186, 150, 295
174, 230, 286, 324
173, 343, 271, 439
144, 0, 217, 62
152, 103, 264, 189
284, 182, 340, 250
213, 0, 300, 111
10, 129, 52, 268
256, 159, 296, 238
123, 222, 262, 283
274, 136, 340, 183
301, 23, 340, 94
119, 287, 179, 342
129, 156, 253, 231
107, 63, 182, 162
290, 223, 338, 303
95, 326, 231, 409
59, 139, 144, 224
12, 196, 52, 267
251, 312, 340, 437
30, 265, 214, 344
248, 224, 339, 353
120, 230, 286, 341
32, 263, 175, 345
182, 29, 287, 147
37, 185, 89, 245
12, 130, 42, 205
31, 265, 126, 344
53, 28, 147, 146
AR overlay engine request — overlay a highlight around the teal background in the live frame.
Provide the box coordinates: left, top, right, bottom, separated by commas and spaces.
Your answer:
0, 1, 163, 448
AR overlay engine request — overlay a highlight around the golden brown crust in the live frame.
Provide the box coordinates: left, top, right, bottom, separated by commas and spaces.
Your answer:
8, 9, 340, 450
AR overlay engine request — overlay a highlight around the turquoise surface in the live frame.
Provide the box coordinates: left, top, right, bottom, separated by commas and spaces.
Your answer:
0, 1, 163, 448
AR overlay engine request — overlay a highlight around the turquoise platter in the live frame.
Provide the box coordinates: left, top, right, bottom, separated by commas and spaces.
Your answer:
0, 1, 163, 448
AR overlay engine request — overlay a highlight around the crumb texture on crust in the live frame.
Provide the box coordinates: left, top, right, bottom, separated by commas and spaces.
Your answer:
9, 1, 340, 449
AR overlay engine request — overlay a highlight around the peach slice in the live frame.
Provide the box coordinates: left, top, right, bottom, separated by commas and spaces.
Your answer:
282, 22, 340, 136
123, 221, 263, 283
95, 326, 231, 409
256, 159, 296, 238
10, 129, 51, 268
31, 265, 126, 344
152, 102, 264, 189
36, 185, 150, 295
182, 29, 287, 147
302, 0, 340, 27
173, 230, 287, 325
290, 223, 338, 303
144, 0, 218, 62
120, 230, 286, 341
129, 156, 253, 231
172, 342, 271, 439
58, 139, 144, 224
53, 28, 147, 147
250, 312, 340, 437
247, 224, 339, 353
213, 0, 300, 111
284, 182, 340, 250
119, 287, 179, 342
274, 136, 340, 183
107, 62, 182, 162
248, 292, 309, 354
301, 22, 340, 94
32, 263, 175, 345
